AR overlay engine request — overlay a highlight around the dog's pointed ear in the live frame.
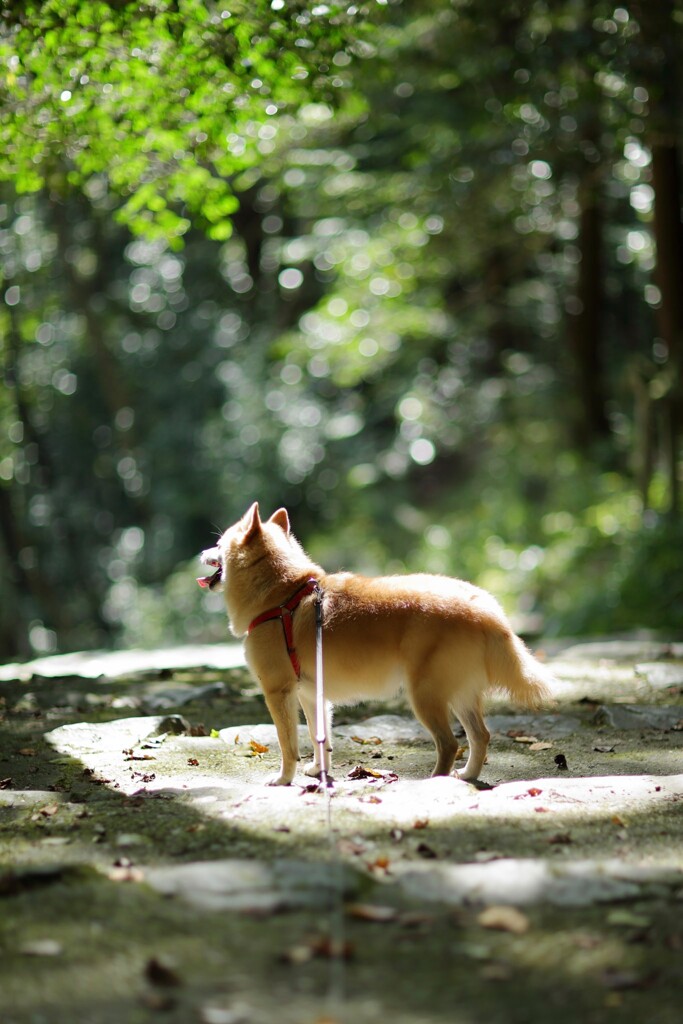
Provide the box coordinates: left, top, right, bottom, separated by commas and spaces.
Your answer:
268, 507, 290, 534
241, 502, 261, 542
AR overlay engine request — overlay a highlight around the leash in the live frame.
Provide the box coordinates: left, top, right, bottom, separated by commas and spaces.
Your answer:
313, 580, 333, 791
311, 582, 346, 1016
249, 577, 344, 1006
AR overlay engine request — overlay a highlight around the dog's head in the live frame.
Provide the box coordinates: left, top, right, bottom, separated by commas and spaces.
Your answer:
197, 502, 291, 591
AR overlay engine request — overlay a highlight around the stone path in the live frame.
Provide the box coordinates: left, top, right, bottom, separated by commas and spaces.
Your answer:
1, 638, 682, 1024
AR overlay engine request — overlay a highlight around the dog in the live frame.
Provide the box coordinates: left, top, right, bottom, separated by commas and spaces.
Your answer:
199, 503, 554, 785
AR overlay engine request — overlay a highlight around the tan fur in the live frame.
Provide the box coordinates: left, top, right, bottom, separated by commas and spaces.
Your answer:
202, 503, 554, 785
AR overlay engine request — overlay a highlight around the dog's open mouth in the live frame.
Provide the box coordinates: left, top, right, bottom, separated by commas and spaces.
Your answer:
197, 549, 223, 590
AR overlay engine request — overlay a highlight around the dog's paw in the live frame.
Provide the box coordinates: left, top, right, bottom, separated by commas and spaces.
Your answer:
265, 774, 294, 786
303, 761, 323, 778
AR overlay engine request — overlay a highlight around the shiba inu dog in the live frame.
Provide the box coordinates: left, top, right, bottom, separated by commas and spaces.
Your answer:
199, 503, 554, 785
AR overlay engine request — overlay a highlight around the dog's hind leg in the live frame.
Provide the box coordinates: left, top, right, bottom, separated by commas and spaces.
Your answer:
453, 696, 490, 782
298, 688, 332, 778
262, 684, 301, 785
408, 681, 460, 777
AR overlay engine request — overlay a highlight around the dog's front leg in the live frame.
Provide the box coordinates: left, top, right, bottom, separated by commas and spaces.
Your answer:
262, 685, 300, 785
298, 688, 332, 779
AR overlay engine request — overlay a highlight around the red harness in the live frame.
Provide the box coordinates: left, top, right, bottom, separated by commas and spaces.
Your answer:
247, 578, 320, 679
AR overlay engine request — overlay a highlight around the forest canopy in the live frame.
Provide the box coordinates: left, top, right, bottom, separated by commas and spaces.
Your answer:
1, 0, 682, 659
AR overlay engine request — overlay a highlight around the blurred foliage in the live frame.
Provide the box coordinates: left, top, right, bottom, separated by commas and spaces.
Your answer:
0, 0, 682, 658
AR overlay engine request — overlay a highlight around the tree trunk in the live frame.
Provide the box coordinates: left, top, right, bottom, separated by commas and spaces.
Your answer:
567, 178, 610, 450
651, 142, 683, 517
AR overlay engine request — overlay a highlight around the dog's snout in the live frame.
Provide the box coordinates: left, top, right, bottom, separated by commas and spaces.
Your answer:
201, 546, 221, 567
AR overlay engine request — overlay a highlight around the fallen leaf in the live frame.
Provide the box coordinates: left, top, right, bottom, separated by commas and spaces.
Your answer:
0, 778, 11, 790
309, 936, 354, 960
367, 855, 390, 873
413, 819, 430, 829
398, 911, 435, 929
145, 956, 182, 988
527, 788, 543, 797
594, 744, 616, 753
38, 804, 60, 817
346, 903, 398, 923
141, 735, 167, 749
281, 935, 353, 964
109, 865, 144, 883
187, 758, 200, 767
611, 814, 628, 828
18, 748, 36, 757
547, 832, 572, 845
477, 906, 530, 935
528, 741, 553, 751
249, 739, 269, 755
348, 765, 385, 778
350, 735, 382, 745
513, 735, 539, 744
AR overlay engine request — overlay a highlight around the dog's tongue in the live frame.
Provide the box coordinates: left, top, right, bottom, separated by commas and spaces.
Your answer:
197, 567, 222, 589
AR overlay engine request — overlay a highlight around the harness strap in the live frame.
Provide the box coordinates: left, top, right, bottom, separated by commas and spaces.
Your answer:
247, 578, 320, 679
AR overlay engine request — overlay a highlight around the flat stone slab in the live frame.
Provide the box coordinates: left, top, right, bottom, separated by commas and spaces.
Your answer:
145, 858, 362, 912
0, 644, 245, 683
558, 640, 683, 662
45, 715, 683, 823
593, 704, 683, 731
487, 713, 581, 738
0, 790, 68, 808
143, 854, 683, 914
46, 714, 190, 755
635, 662, 683, 689
394, 857, 683, 908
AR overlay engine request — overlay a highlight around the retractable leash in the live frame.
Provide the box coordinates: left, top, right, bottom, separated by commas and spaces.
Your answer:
311, 583, 347, 1015
245, 577, 345, 1007
313, 581, 333, 791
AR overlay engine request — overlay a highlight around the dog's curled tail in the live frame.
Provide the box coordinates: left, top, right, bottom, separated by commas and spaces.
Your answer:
485, 628, 555, 708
